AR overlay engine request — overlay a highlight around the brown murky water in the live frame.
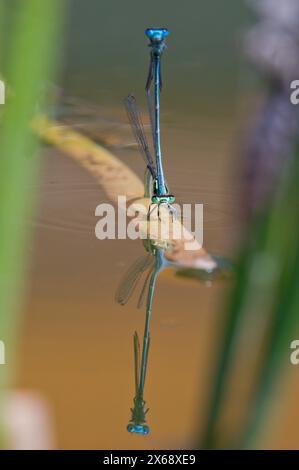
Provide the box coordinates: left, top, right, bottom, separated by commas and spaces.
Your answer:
16, 107, 241, 449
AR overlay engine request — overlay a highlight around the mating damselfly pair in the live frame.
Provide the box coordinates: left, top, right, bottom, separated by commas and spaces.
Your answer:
124, 28, 175, 218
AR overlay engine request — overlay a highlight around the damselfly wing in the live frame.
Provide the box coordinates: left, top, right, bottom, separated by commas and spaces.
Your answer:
124, 94, 157, 180
115, 253, 155, 307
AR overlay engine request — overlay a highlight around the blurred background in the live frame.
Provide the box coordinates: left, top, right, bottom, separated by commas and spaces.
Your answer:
1, 0, 299, 449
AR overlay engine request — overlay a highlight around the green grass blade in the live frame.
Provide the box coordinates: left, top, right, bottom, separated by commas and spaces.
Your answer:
0, 0, 67, 447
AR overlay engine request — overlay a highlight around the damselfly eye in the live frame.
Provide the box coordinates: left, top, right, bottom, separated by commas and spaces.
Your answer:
142, 425, 150, 435
127, 424, 134, 433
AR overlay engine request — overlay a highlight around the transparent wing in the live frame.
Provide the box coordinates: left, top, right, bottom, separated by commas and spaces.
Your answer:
133, 332, 140, 394
115, 254, 155, 306
145, 53, 156, 147
146, 88, 156, 149
159, 60, 163, 91
145, 52, 154, 91
137, 264, 155, 309
48, 85, 131, 148
124, 94, 156, 179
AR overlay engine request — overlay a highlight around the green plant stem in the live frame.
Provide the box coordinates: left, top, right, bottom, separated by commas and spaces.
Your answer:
240, 145, 299, 448
0, 0, 67, 447
200, 140, 299, 449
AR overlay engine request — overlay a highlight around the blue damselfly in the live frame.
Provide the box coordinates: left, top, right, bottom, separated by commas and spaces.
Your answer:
124, 28, 175, 217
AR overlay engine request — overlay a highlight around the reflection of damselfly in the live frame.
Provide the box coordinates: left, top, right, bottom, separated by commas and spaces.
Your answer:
115, 244, 167, 311
116, 245, 229, 434
124, 28, 175, 219
115, 245, 168, 434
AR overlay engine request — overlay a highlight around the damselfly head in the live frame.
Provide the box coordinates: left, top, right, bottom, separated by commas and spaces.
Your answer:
152, 194, 175, 205
145, 28, 169, 43
127, 395, 150, 435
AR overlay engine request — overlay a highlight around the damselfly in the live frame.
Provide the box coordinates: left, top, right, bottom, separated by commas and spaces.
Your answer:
124, 28, 175, 218
115, 244, 167, 434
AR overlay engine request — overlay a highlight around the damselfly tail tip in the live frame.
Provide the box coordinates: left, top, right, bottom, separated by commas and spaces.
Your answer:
145, 28, 169, 42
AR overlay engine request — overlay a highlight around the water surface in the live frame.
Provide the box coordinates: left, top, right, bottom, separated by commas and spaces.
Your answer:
17, 0, 247, 449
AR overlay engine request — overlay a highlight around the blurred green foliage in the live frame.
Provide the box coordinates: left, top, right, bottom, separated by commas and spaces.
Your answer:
200, 139, 299, 448
0, 0, 66, 446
